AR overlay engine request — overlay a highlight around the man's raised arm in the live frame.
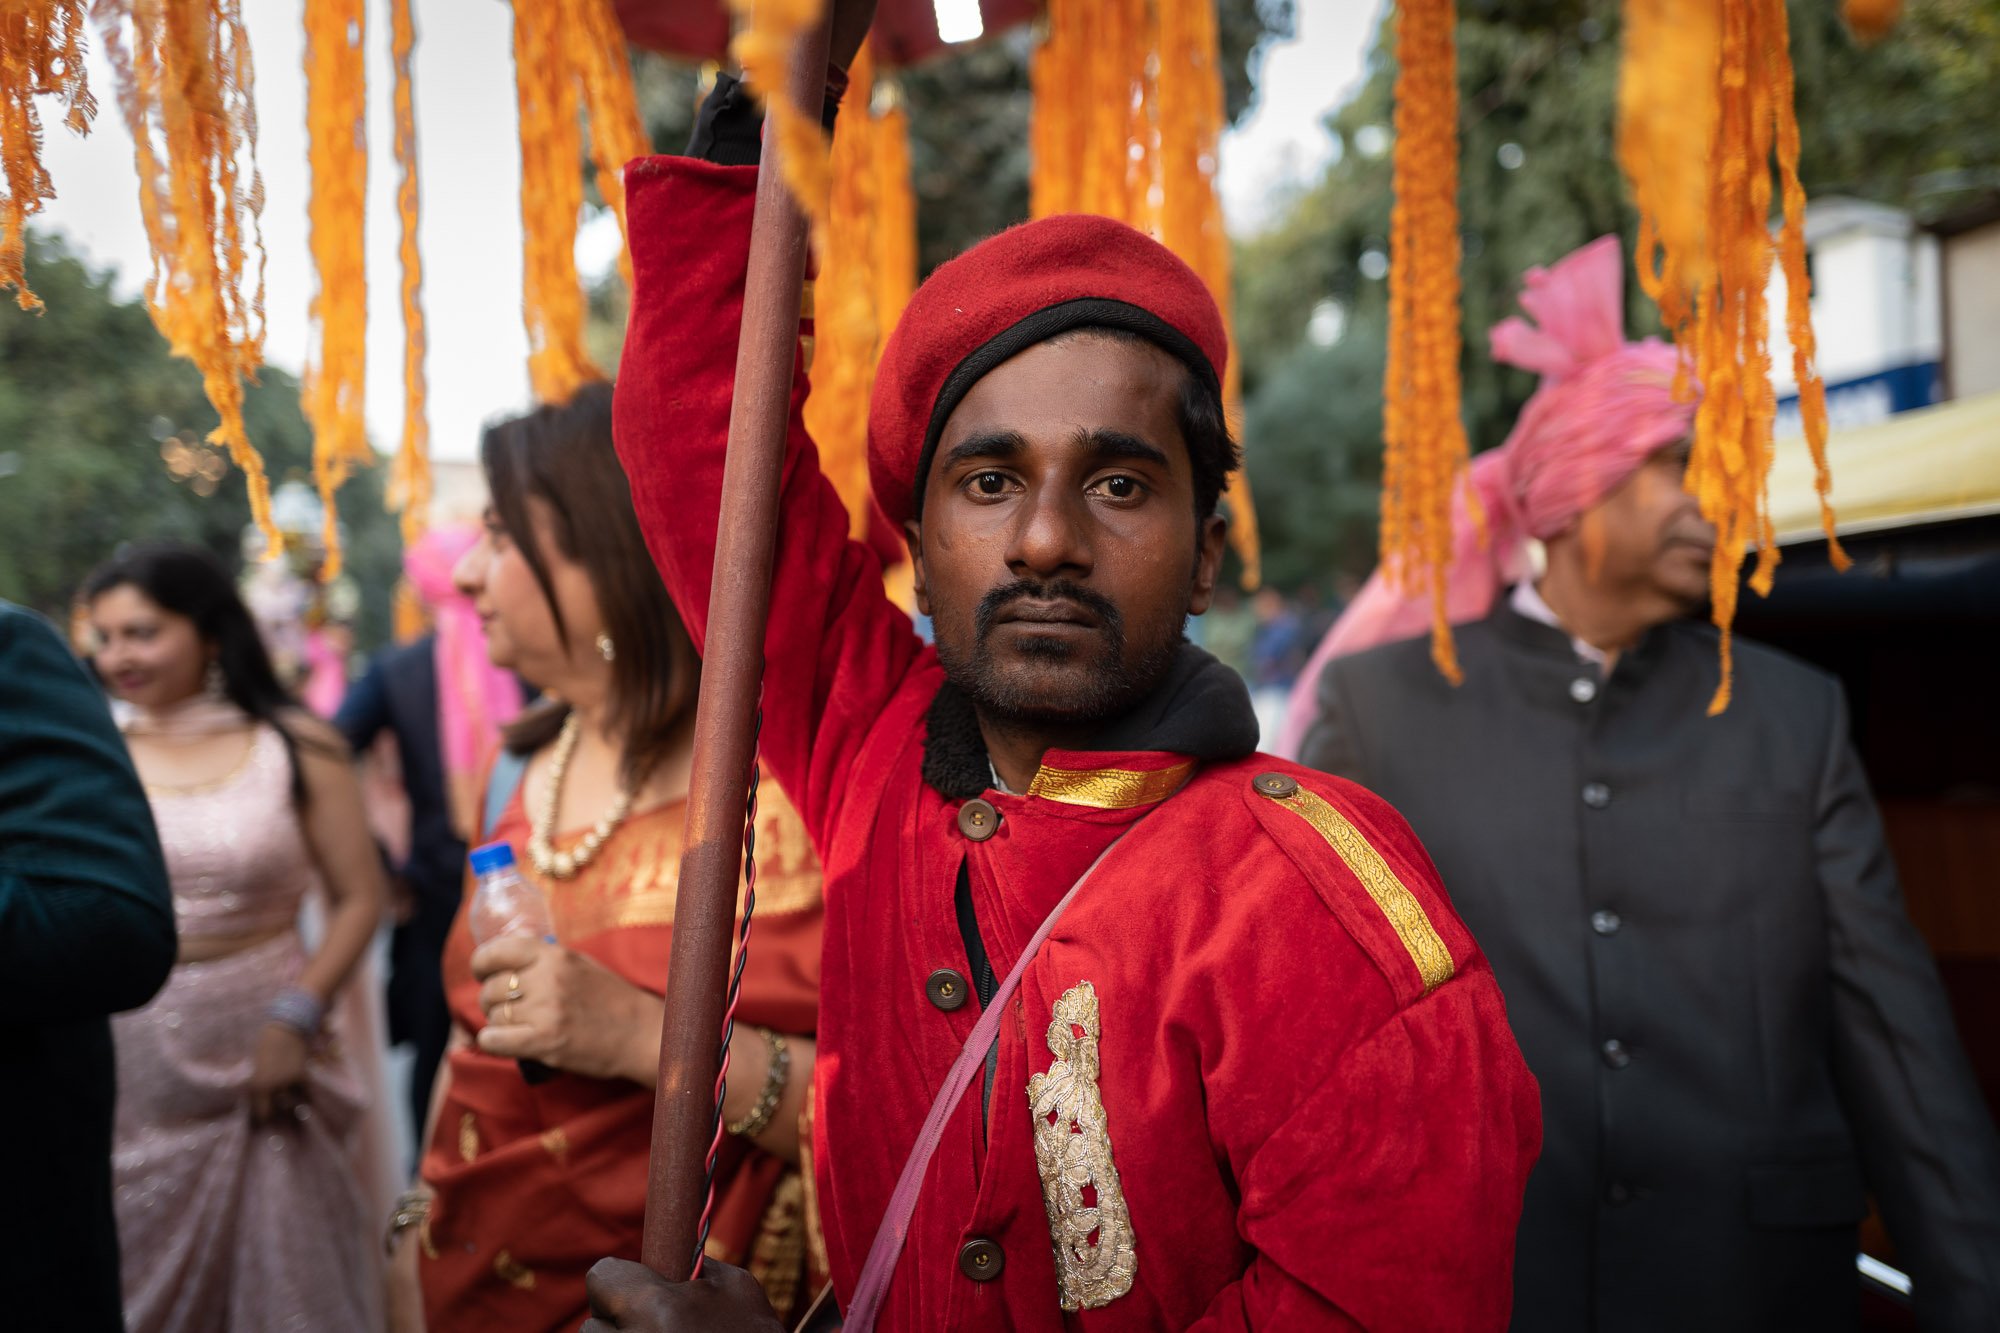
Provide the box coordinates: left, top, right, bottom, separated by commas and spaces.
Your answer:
613, 97, 923, 848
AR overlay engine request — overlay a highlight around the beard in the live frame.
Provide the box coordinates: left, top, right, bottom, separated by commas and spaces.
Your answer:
934, 577, 1184, 727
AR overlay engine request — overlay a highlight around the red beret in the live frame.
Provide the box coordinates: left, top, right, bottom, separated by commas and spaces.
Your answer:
867, 213, 1228, 531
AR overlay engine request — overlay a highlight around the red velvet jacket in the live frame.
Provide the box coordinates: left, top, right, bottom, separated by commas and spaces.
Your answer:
614, 155, 1541, 1331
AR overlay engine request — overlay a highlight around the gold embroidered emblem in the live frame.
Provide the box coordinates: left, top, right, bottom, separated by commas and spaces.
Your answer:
1026, 981, 1137, 1311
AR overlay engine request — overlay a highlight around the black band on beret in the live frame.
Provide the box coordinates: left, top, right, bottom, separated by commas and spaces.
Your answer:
910, 297, 1222, 522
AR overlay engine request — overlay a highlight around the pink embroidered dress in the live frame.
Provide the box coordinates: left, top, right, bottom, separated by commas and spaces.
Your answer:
111, 706, 380, 1332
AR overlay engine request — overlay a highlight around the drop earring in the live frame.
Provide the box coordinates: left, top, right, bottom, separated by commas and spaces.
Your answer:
595, 633, 616, 663
205, 660, 226, 698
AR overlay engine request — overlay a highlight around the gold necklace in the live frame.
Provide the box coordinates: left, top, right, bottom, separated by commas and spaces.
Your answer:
528, 713, 635, 880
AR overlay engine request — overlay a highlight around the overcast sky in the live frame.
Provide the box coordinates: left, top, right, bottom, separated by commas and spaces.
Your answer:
33, 1, 1376, 469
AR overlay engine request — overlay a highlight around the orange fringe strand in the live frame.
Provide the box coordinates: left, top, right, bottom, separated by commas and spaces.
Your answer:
805, 44, 880, 538
872, 77, 914, 334
512, 0, 596, 404
1381, 0, 1469, 683
1621, 0, 1846, 714
1843, 0, 1902, 44
1156, 0, 1260, 588
393, 575, 429, 643
99, 0, 276, 552
303, 0, 370, 580
386, 0, 429, 546
510, 0, 648, 404
728, 0, 833, 249
802, 45, 917, 544
567, 0, 648, 291
1, 1, 96, 311
1029, 0, 1261, 586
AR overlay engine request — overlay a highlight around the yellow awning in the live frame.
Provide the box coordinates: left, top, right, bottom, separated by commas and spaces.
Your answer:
1771, 391, 2000, 543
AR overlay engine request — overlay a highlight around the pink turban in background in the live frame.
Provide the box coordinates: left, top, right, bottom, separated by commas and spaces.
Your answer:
405, 523, 523, 831
1275, 235, 1698, 758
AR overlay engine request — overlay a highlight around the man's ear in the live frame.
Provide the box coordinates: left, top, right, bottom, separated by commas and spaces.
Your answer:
1186, 513, 1229, 616
903, 519, 932, 617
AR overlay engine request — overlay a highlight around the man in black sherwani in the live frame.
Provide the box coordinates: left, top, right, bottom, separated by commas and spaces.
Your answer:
1294, 237, 2000, 1331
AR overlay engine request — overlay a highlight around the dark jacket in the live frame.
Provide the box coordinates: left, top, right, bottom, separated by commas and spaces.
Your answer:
1302, 601, 2000, 1333
334, 635, 463, 909
0, 602, 177, 1331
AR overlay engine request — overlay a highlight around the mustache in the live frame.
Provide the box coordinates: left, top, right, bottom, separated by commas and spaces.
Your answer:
972, 579, 1123, 639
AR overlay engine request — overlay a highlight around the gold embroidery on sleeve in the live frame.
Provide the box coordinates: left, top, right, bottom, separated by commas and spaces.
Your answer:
1026, 981, 1137, 1311
1276, 788, 1455, 992
492, 1250, 536, 1290
458, 1112, 480, 1163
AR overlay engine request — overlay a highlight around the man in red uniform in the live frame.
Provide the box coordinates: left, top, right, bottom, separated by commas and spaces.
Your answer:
585, 26, 1540, 1331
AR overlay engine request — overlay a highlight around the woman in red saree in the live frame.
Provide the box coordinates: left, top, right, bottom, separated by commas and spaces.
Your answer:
387, 385, 825, 1331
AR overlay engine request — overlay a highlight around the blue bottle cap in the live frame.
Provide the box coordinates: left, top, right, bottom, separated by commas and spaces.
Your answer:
468, 841, 517, 876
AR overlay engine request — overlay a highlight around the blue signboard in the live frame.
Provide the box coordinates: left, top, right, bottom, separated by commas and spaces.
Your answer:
1775, 360, 1943, 438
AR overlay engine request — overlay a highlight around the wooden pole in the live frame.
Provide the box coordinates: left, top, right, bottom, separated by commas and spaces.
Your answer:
639, 6, 832, 1280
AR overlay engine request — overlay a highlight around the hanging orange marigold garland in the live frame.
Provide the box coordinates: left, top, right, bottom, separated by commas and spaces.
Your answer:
98, 0, 276, 551
386, 0, 429, 546
1029, 0, 1261, 586
510, 0, 650, 405
1620, 0, 1846, 714
567, 0, 648, 290
871, 75, 914, 335
302, 0, 370, 579
512, 0, 595, 404
727, 0, 833, 250
804, 42, 884, 539
1, 1, 96, 311
1156, 0, 1260, 588
1381, 0, 1470, 683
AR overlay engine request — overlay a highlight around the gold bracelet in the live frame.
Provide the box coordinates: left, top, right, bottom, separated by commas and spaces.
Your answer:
385, 1187, 433, 1258
726, 1027, 790, 1140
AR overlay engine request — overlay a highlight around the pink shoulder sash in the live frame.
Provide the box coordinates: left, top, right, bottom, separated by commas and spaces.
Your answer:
842, 830, 1133, 1330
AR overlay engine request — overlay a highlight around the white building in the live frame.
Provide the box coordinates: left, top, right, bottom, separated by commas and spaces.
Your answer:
1770, 197, 1944, 437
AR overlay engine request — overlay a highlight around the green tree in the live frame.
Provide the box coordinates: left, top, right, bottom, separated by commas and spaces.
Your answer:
1233, 0, 2000, 591
0, 232, 403, 649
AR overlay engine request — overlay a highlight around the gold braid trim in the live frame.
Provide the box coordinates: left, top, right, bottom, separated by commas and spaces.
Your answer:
1026, 761, 1194, 810
1273, 789, 1454, 993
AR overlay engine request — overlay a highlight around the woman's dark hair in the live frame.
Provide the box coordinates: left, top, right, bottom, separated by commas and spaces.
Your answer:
483, 380, 700, 787
82, 542, 329, 807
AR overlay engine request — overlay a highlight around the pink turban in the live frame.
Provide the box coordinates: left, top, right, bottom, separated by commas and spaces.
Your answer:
1275, 236, 1697, 757
405, 524, 523, 819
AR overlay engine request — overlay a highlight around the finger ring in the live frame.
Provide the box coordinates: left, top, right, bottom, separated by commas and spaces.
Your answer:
505, 972, 524, 1003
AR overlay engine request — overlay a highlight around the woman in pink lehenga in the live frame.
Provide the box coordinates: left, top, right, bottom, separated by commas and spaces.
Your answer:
84, 545, 388, 1333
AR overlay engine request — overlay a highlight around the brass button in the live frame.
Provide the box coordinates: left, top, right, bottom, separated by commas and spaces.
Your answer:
926, 968, 969, 1012
957, 799, 1000, 841
1252, 772, 1299, 799
958, 1237, 1004, 1282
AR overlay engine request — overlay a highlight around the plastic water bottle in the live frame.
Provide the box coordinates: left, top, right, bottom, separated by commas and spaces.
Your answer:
468, 841, 556, 946
467, 841, 558, 1084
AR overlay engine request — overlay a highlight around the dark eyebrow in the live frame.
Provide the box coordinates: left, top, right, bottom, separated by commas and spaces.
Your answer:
940, 430, 1027, 469
1080, 428, 1171, 468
